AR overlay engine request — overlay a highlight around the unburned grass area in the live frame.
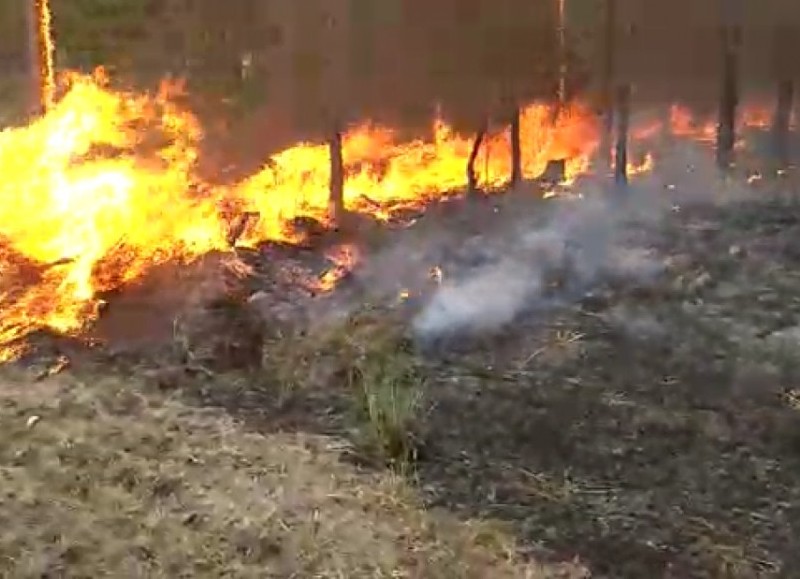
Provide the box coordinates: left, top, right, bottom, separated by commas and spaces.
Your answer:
0, 366, 578, 578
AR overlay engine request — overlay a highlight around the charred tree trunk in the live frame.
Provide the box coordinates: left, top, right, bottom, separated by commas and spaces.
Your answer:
556, 0, 567, 113
772, 79, 794, 169
716, 25, 740, 172
33, 0, 54, 112
510, 106, 522, 185
24, 0, 41, 115
467, 119, 488, 192
771, 25, 794, 171
614, 84, 630, 187
328, 124, 344, 228
600, 0, 617, 172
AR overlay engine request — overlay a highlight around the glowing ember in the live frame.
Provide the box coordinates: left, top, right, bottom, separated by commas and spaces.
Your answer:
314, 244, 361, 293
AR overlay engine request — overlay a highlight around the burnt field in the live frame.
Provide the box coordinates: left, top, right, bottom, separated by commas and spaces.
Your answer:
4, 150, 799, 577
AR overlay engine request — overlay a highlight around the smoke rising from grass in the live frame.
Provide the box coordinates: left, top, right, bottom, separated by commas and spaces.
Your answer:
410, 147, 737, 342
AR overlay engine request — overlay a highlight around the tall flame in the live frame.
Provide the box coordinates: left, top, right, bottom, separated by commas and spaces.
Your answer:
0, 71, 603, 359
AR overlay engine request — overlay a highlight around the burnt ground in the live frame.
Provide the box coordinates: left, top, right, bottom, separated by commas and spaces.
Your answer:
5, 162, 800, 577
415, 197, 800, 577
185, 171, 799, 578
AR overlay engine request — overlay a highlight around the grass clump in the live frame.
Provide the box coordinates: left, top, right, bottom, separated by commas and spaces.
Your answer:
271, 305, 428, 468
322, 306, 427, 468
345, 329, 425, 468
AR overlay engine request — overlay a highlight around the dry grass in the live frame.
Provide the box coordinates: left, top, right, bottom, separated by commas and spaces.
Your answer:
258, 305, 428, 468
0, 366, 585, 578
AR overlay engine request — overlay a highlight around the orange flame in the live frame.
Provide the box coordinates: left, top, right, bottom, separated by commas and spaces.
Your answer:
0, 69, 786, 360
314, 244, 361, 293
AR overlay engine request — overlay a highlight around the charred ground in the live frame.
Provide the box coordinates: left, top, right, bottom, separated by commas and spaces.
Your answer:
3, 165, 800, 578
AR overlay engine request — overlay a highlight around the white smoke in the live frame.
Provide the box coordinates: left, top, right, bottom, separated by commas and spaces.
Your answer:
409, 146, 732, 342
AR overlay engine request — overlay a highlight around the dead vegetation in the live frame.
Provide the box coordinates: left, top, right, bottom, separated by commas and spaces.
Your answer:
0, 365, 587, 578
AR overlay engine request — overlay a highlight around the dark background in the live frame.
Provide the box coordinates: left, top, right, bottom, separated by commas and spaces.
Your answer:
2, 1, 799, 155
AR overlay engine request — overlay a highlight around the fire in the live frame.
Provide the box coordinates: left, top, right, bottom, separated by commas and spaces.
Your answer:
233, 101, 600, 237
0, 71, 228, 358
670, 104, 717, 142
314, 244, 361, 293
0, 68, 788, 360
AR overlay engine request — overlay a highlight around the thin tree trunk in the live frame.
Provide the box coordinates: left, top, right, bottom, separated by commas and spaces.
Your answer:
510, 106, 522, 185
614, 84, 630, 187
772, 79, 794, 169
467, 118, 488, 192
557, 0, 567, 111
600, 0, 616, 172
34, 0, 54, 112
771, 25, 793, 170
328, 124, 344, 228
24, 0, 40, 115
716, 25, 740, 172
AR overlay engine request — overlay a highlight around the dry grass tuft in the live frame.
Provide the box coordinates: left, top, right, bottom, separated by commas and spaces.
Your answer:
262, 305, 428, 467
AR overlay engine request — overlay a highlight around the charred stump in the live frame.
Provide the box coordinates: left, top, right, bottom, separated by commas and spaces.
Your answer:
716, 25, 740, 172
614, 84, 630, 187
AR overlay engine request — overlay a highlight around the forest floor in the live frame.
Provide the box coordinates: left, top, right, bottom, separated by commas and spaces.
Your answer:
1, 151, 799, 578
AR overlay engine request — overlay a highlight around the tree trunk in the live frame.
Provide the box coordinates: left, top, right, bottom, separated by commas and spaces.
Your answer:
771, 25, 794, 171
557, 0, 567, 111
716, 25, 740, 172
328, 124, 344, 228
599, 0, 616, 172
33, 0, 54, 112
772, 80, 794, 169
614, 84, 630, 187
510, 106, 522, 185
467, 118, 488, 192
24, 0, 40, 115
